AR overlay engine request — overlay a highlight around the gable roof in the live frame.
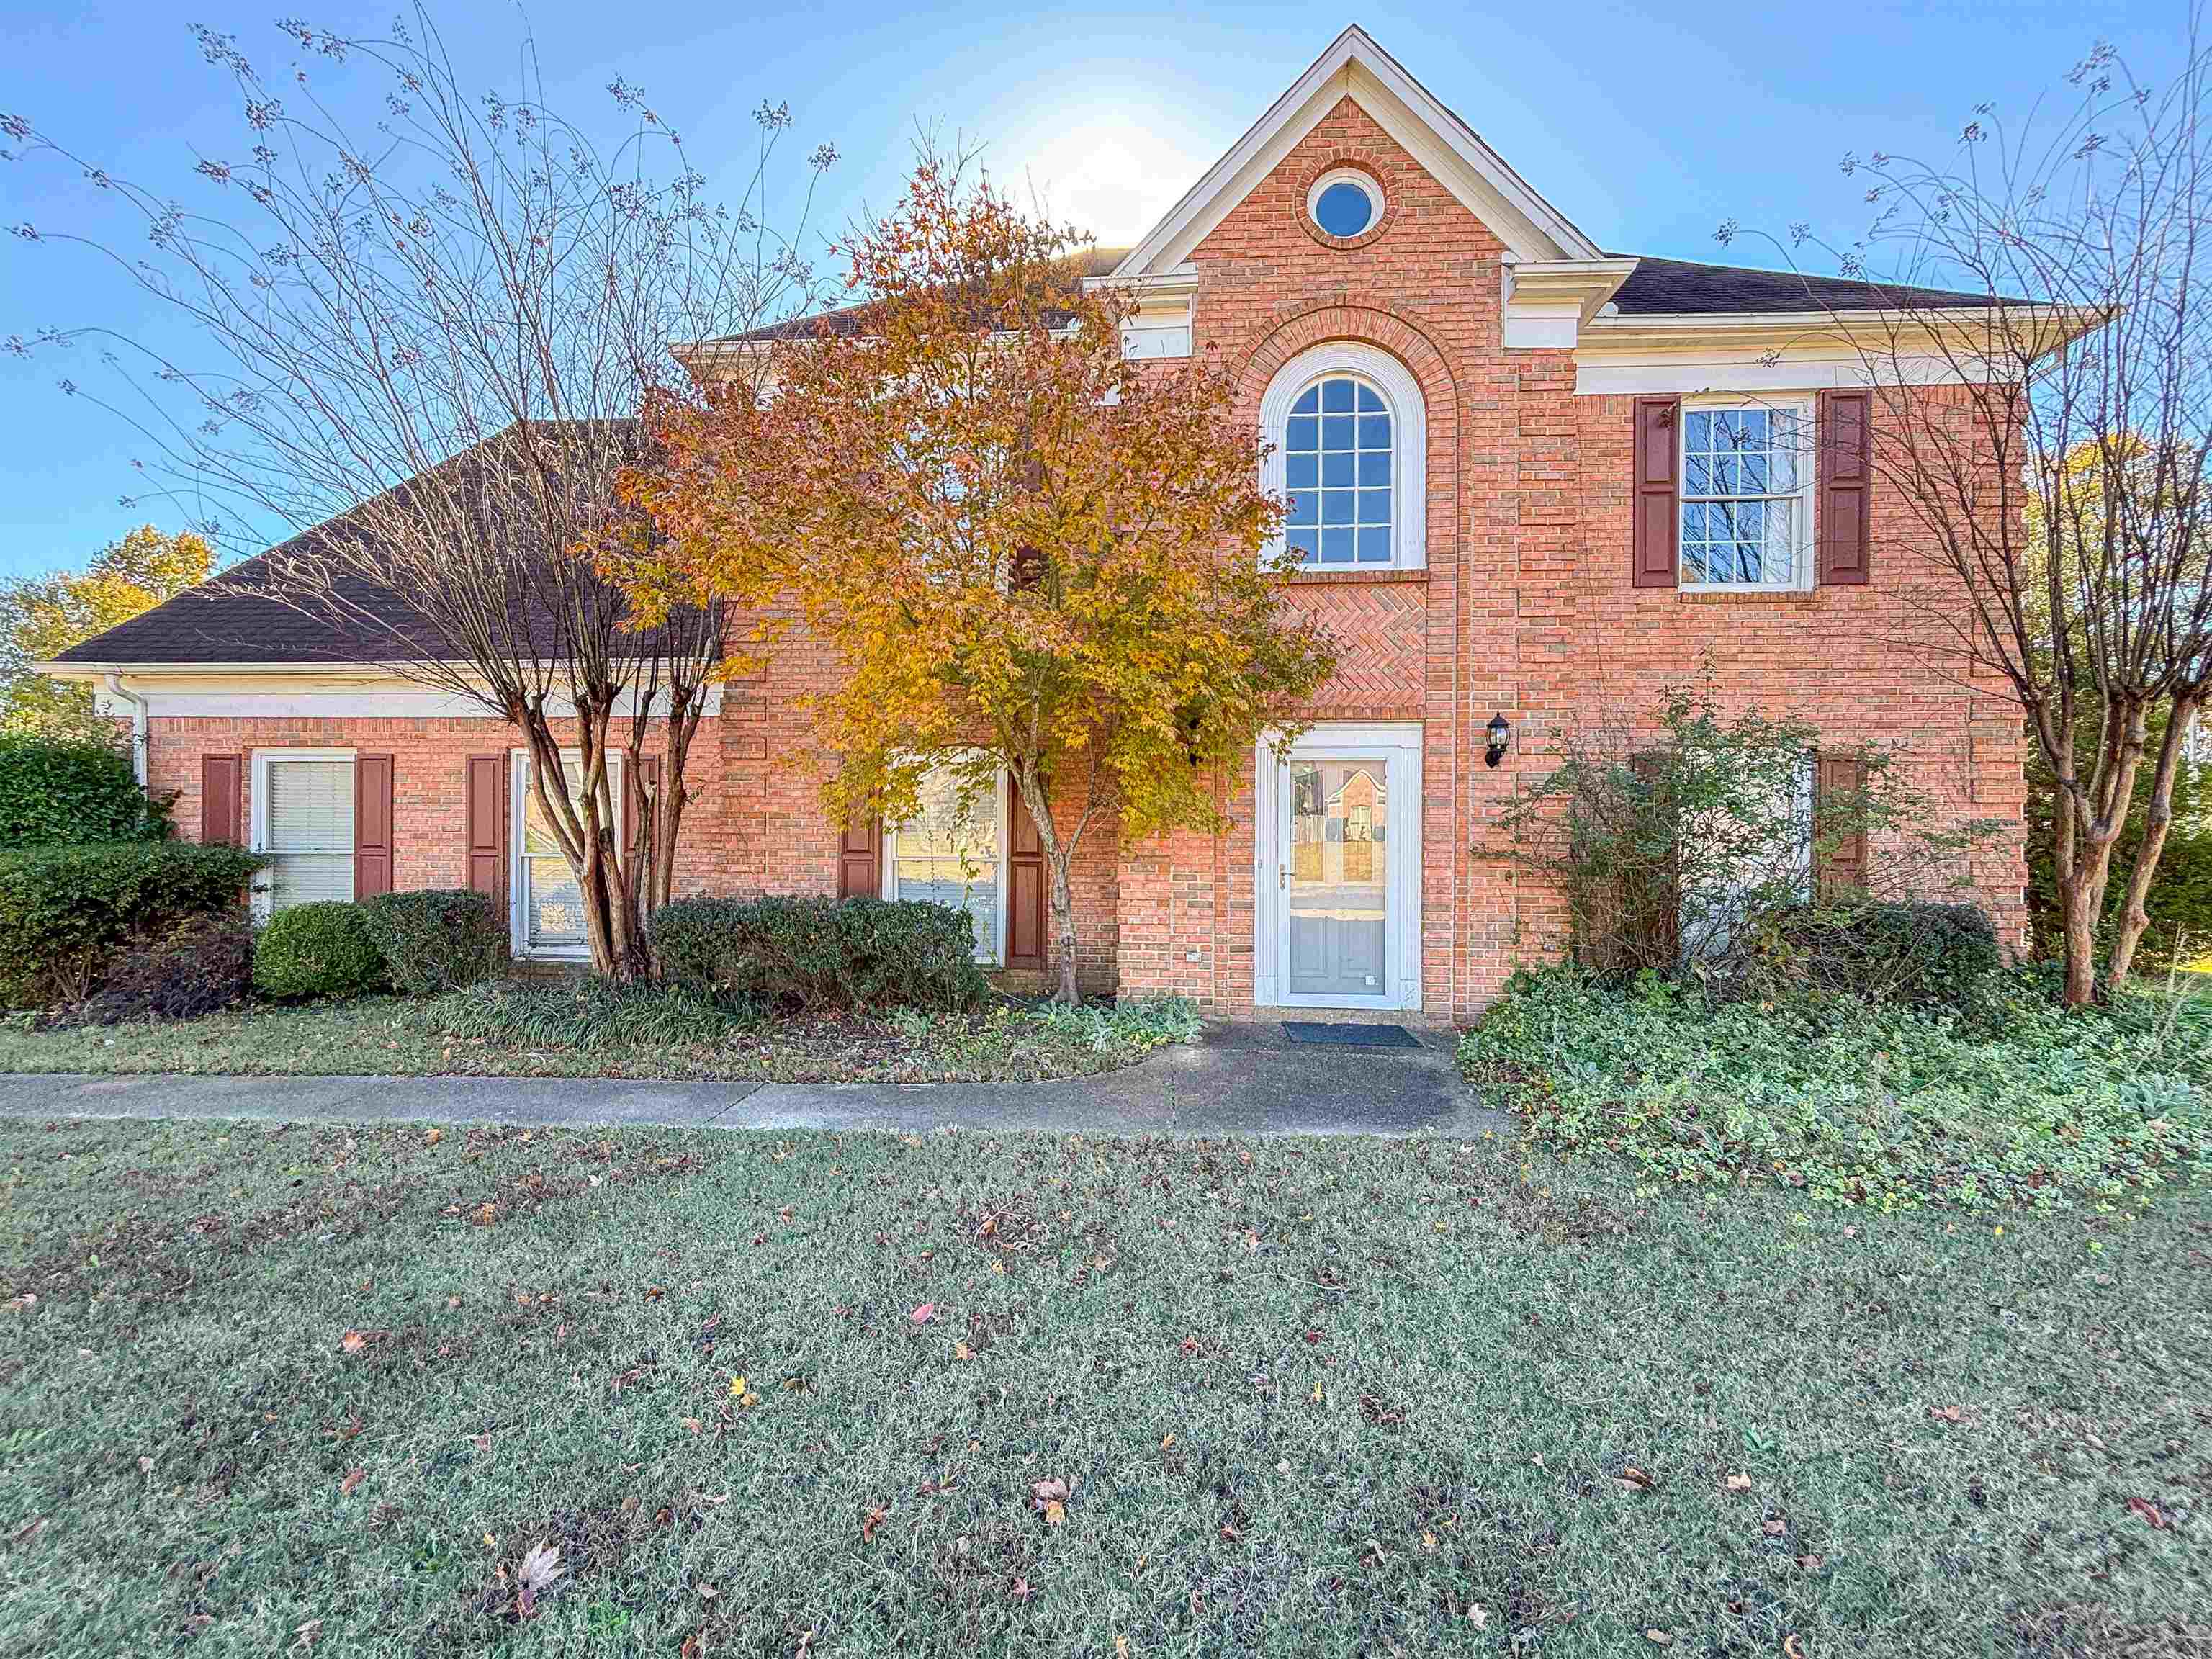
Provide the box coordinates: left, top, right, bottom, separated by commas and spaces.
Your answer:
1112, 24, 1605, 279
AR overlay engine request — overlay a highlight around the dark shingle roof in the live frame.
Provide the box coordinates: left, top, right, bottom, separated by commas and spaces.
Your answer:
55, 423, 648, 668
1606, 255, 2000, 316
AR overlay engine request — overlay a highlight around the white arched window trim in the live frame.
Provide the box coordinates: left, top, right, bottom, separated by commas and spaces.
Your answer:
1259, 341, 1428, 572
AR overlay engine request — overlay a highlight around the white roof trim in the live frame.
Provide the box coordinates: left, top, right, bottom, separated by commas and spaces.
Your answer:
1111, 25, 1601, 280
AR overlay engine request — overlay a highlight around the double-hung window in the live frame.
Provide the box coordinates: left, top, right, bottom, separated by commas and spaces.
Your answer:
254, 751, 355, 912
883, 764, 1005, 964
1679, 400, 1813, 590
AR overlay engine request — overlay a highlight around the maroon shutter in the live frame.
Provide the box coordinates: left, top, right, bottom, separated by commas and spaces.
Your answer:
837, 817, 881, 899
1632, 396, 1680, 588
1815, 752, 1869, 894
624, 755, 662, 866
1817, 389, 1871, 585
354, 754, 394, 899
200, 753, 243, 847
464, 754, 506, 903
1006, 785, 1048, 970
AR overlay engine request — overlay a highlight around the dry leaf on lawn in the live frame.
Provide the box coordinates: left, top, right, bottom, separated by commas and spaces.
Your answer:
1724, 1472, 1753, 1492
515, 1541, 563, 1618
2127, 1496, 2170, 1529
862, 1503, 888, 1544
1031, 1477, 1072, 1527
339, 1467, 364, 1496
910, 1303, 936, 1324
1616, 1465, 1656, 1493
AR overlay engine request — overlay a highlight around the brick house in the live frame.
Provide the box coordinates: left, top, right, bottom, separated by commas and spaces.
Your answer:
45, 26, 2029, 1023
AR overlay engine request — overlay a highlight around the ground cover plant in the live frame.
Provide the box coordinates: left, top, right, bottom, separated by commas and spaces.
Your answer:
0, 1119, 2202, 1655
0, 984, 1202, 1084
1460, 965, 2212, 1210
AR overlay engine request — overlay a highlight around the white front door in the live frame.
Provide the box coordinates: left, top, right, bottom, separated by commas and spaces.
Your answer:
1254, 724, 1423, 1011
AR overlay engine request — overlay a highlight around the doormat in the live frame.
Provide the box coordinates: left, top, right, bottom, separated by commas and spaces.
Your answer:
1281, 1021, 1421, 1048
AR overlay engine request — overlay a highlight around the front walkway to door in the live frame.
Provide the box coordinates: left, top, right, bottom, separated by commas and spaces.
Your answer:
0, 1024, 1508, 1141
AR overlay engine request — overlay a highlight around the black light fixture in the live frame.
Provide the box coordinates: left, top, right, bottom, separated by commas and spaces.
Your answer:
1485, 711, 1511, 768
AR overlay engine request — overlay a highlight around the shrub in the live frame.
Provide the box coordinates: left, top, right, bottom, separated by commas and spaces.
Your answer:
362, 889, 504, 995
1740, 901, 2001, 1007
0, 735, 173, 847
253, 902, 386, 1000
1458, 964, 2211, 1210
651, 894, 988, 1012
0, 840, 264, 1007
421, 976, 751, 1052
54, 909, 255, 1027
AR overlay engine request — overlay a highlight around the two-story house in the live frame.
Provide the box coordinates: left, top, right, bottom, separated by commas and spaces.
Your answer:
45, 27, 2031, 1023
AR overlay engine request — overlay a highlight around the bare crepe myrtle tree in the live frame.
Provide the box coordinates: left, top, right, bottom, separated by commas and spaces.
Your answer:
1717, 27, 2212, 1003
1, 7, 835, 976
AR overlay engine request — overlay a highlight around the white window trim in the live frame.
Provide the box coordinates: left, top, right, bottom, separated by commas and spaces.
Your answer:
1677, 393, 1815, 594
508, 748, 624, 962
1252, 721, 1424, 1012
880, 763, 1010, 967
1306, 167, 1382, 237
248, 747, 356, 920
1259, 341, 1428, 572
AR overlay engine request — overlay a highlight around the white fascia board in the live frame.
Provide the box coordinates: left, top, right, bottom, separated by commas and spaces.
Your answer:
1112, 25, 1600, 282
1501, 258, 1640, 349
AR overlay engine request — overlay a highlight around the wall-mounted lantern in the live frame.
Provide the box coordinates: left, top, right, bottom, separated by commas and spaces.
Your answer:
1485, 712, 1511, 768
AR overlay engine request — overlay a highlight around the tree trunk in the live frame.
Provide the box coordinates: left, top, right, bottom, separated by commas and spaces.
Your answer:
1048, 851, 1079, 1006
2105, 696, 2198, 991
1010, 758, 1087, 1006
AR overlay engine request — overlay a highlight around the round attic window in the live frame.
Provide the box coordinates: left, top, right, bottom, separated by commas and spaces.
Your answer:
1308, 168, 1381, 239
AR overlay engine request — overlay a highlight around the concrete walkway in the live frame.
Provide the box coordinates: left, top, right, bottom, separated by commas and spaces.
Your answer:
0, 1022, 1506, 1140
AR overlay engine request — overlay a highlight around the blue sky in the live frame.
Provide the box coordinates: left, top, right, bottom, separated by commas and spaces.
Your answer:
0, 0, 2180, 580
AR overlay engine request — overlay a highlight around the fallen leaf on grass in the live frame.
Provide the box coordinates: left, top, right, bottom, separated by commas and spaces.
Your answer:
472, 1202, 498, 1228
1310, 1382, 1324, 1403
644, 1285, 666, 1300
1031, 1477, 1071, 1527
1763, 1518, 1787, 1537
680, 1633, 703, 1659
1784, 1636, 1805, 1659
338, 1328, 387, 1354
2128, 1496, 2170, 1529
515, 1540, 562, 1619
1010, 1576, 1031, 1602
861, 1504, 888, 1544
340, 1467, 364, 1496
423, 1128, 442, 1146
1928, 1405, 1963, 1424
729, 1375, 760, 1408
10, 1516, 44, 1547
1160, 1434, 1175, 1450
291, 1619, 321, 1650
909, 1303, 936, 1324
1615, 1465, 1657, 1493
1467, 1604, 1488, 1629
1645, 1633, 1673, 1647
1796, 1553, 1824, 1572
1724, 1472, 1753, 1492
680, 1417, 703, 1435
953, 1341, 973, 1362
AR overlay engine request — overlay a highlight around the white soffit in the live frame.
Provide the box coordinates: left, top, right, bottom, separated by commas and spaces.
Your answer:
1110, 25, 1602, 281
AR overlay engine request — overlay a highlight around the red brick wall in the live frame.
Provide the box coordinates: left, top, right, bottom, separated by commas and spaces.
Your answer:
1099, 95, 2027, 1021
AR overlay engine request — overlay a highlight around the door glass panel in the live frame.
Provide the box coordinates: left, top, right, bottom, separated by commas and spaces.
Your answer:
891, 768, 1000, 962
1285, 759, 1388, 998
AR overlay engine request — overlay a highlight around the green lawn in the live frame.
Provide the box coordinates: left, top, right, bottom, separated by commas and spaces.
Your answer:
0, 984, 1200, 1084
0, 1119, 2204, 1656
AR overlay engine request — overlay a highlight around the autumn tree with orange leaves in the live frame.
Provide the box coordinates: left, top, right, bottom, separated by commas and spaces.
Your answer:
634, 161, 1336, 1002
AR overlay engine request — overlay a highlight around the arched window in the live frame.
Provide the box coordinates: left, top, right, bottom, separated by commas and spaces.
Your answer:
1260, 343, 1426, 570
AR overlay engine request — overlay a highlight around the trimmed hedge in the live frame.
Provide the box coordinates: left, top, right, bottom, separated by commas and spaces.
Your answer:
0, 735, 171, 847
253, 901, 386, 1001
650, 894, 989, 1013
1743, 900, 2002, 1008
363, 889, 504, 995
0, 840, 263, 1007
